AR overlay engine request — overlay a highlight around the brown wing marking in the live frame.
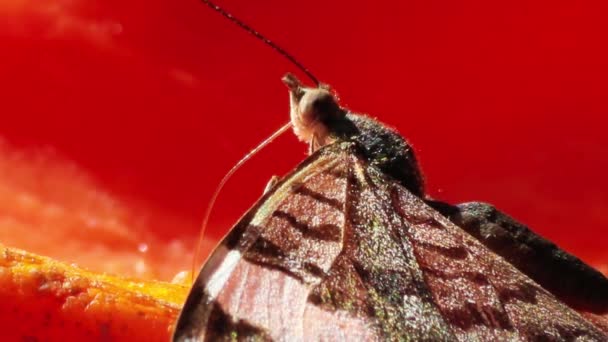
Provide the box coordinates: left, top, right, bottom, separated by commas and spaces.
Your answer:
391, 178, 608, 340
435, 201, 608, 334
271, 210, 342, 242
430, 200, 608, 333
241, 154, 349, 284
174, 143, 380, 341
308, 156, 458, 341
204, 303, 273, 341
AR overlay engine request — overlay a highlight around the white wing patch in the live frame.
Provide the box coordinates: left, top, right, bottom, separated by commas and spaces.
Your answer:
202, 246, 243, 300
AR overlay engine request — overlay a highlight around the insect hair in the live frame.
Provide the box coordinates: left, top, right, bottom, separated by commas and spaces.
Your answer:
200, 0, 320, 86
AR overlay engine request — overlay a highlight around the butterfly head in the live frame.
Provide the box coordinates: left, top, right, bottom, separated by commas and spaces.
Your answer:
282, 73, 346, 150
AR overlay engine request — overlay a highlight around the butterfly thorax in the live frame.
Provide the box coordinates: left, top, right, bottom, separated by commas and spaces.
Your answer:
332, 113, 425, 197
283, 73, 425, 196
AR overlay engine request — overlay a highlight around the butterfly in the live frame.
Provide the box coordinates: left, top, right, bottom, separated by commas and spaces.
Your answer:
172, 72, 608, 341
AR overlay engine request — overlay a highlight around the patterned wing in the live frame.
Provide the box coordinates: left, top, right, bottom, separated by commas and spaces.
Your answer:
173, 142, 456, 341
174, 141, 608, 341
317, 152, 606, 340
428, 200, 608, 333
386, 172, 608, 340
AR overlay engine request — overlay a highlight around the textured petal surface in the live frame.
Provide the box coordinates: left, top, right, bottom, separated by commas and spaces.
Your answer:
0, 244, 188, 341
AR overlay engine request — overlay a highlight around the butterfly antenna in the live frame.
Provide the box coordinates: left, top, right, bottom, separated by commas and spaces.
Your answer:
200, 0, 320, 86
191, 121, 292, 282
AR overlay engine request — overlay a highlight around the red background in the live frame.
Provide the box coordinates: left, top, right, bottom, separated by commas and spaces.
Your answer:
1, 0, 607, 272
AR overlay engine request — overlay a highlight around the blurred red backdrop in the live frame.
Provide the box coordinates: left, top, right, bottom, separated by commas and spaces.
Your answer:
1, 0, 607, 277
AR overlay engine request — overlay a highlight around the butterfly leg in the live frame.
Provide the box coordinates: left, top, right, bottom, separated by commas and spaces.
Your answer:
263, 175, 280, 195
427, 200, 608, 314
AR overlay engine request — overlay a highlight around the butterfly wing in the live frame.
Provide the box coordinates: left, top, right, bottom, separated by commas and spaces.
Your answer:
174, 142, 456, 341
388, 174, 608, 340
432, 201, 608, 311
174, 142, 608, 341
429, 200, 608, 333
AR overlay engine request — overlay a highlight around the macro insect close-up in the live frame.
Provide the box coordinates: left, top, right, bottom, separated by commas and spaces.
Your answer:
1, 0, 607, 341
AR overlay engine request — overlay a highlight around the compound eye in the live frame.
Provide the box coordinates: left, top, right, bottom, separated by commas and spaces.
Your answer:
312, 94, 334, 114
311, 92, 342, 124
